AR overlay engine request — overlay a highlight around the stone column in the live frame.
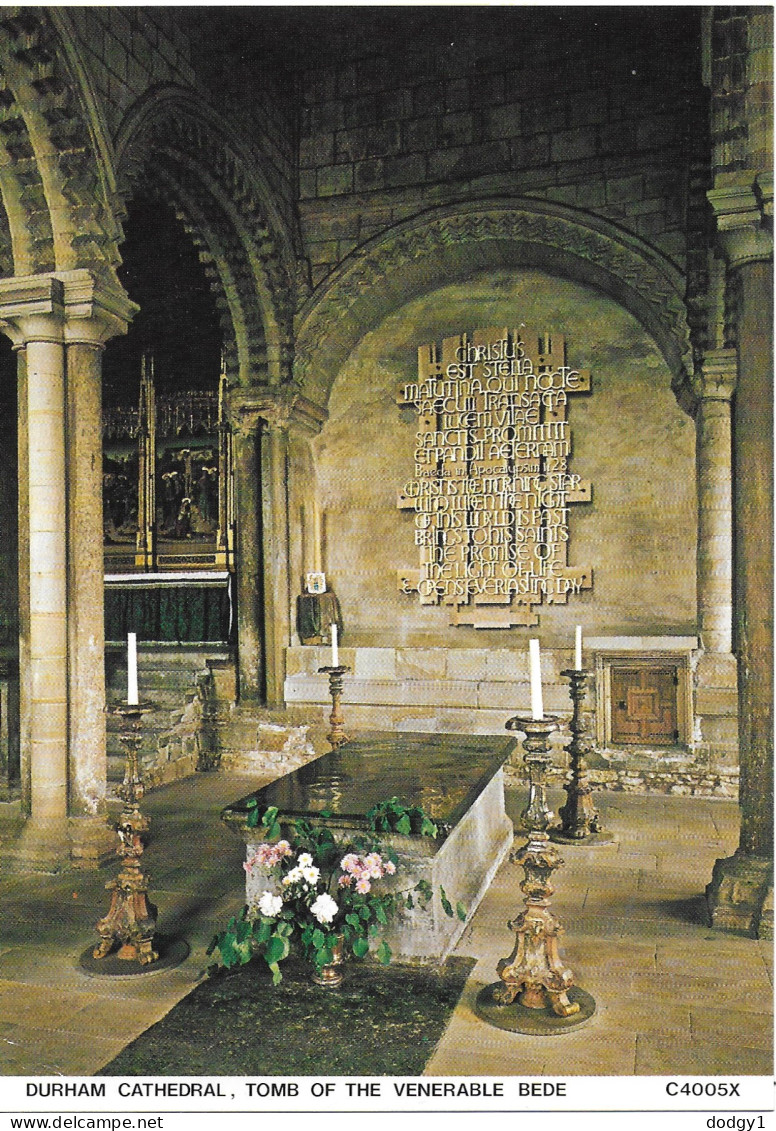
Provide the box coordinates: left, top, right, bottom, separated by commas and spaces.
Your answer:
260, 413, 291, 707
228, 389, 325, 706
261, 394, 327, 706
706, 176, 774, 936
0, 272, 135, 870
228, 394, 265, 702
694, 350, 736, 654
63, 272, 137, 865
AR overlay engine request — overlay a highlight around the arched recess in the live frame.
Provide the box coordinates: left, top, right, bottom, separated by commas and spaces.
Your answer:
115, 85, 300, 387
0, 8, 124, 276
295, 198, 695, 410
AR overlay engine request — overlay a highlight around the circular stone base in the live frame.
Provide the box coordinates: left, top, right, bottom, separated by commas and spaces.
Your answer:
549, 827, 616, 846
79, 935, 189, 978
474, 984, 596, 1034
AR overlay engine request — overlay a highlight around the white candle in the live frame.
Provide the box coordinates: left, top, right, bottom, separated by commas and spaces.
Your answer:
529, 638, 543, 720
575, 625, 583, 670
330, 622, 338, 667
127, 632, 139, 705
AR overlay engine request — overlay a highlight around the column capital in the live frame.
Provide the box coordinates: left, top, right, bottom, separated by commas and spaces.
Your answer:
0, 275, 65, 348
708, 172, 774, 269
58, 269, 138, 347
227, 387, 328, 437
692, 348, 738, 405
0, 270, 137, 349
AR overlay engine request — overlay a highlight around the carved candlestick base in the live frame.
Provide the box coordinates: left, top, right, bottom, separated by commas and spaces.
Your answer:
318, 665, 350, 750
475, 715, 595, 1034
94, 702, 158, 965
550, 670, 614, 846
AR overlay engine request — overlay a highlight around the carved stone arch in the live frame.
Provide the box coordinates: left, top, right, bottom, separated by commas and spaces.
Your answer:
295, 198, 694, 409
115, 85, 297, 386
0, 8, 123, 276
149, 158, 269, 386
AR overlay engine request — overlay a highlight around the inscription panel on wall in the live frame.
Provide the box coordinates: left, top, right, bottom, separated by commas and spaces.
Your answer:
397, 327, 592, 628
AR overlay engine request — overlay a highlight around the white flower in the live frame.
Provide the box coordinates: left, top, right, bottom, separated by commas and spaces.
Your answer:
310, 892, 339, 924
297, 852, 314, 868
258, 891, 283, 918
302, 865, 321, 885
282, 866, 302, 886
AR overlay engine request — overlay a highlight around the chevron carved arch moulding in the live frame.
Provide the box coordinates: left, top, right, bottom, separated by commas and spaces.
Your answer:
295, 199, 693, 407
116, 86, 298, 386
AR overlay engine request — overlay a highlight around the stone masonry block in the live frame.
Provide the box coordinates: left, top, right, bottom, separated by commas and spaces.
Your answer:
354, 158, 385, 192
445, 78, 469, 112
300, 132, 335, 168
353, 648, 397, 680
510, 134, 551, 168
486, 102, 522, 140
336, 123, 401, 162
468, 73, 506, 108
439, 111, 475, 147
521, 99, 567, 136
567, 90, 609, 127
380, 89, 412, 120
402, 116, 437, 152
606, 174, 644, 205
317, 163, 354, 197
343, 94, 380, 129
695, 652, 738, 688
550, 126, 598, 164
395, 649, 447, 681
485, 650, 527, 682
576, 180, 607, 209
381, 154, 426, 188
446, 650, 490, 681
695, 687, 739, 716
306, 100, 346, 134
638, 113, 683, 150
414, 80, 446, 115
299, 170, 317, 199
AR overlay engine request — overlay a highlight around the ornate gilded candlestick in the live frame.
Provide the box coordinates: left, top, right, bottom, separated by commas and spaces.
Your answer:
551, 669, 613, 845
318, 665, 350, 749
475, 715, 595, 1034
94, 702, 158, 965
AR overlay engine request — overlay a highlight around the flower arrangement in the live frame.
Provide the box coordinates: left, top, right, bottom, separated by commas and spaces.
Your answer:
208, 800, 465, 983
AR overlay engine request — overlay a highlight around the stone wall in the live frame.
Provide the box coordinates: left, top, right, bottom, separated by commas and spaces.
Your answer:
297, 11, 703, 288
309, 269, 696, 647
63, 9, 298, 245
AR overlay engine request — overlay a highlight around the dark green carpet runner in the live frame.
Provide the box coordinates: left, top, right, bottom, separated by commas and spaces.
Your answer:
98, 956, 474, 1076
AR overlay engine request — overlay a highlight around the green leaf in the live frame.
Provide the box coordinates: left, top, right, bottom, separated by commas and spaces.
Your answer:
352, 936, 369, 958
395, 813, 412, 835
456, 901, 467, 922
346, 912, 361, 928
312, 928, 325, 949
253, 918, 273, 943
440, 886, 454, 918
264, 934, 290, 965
374, 902, 388, 925
268, 961, 283, 985
420, 816, 439, 838
359, 905, 371, 920
376, 939, 392, 965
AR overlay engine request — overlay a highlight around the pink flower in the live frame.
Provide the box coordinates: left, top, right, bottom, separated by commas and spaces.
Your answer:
383, 859, 396, 875
356, 877, 371, 894
338, 874, 353, 887
364, 852, 384, 878
340, 853, 359, 874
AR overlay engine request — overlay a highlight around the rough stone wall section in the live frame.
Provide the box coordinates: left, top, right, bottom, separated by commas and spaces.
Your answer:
66, 8, 196, 136
298, 39, 701, 289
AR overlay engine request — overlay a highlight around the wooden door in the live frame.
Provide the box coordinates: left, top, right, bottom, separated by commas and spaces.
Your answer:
610, 667, 678, 745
